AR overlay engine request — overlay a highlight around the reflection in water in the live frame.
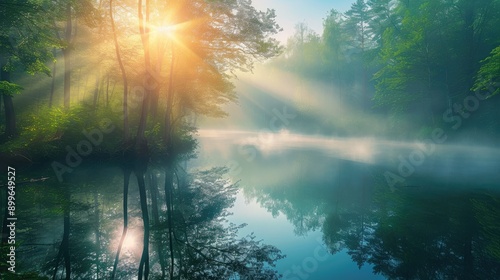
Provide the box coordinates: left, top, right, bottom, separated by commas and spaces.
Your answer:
5, 130, 500, 279
121, 230, 139, 252
8, 164, 284, 279
361, 189, 500, 279
196, 130, 500, 279
110, 220, 143, 262
265, 163, 500, 279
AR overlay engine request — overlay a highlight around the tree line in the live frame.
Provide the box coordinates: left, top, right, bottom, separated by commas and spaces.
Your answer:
273, 0, 500, 139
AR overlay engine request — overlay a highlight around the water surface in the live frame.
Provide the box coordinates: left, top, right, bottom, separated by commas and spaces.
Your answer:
194, 129, 500, 279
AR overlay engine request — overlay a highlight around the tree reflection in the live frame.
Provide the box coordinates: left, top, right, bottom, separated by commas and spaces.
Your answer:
358, 188, 500, 279
6, 164, 284, 279
242, 157, 500, 279
156, 166, 284, 279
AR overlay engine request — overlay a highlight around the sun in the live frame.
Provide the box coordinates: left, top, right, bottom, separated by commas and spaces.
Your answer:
154, 24, 177, 39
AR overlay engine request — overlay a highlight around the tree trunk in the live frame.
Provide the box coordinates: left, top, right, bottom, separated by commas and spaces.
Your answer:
106, 74, 110, 107
63, 3, 72, 110
137, 0, 151, 141
49, 49, 57, 108
93, 72, 100, 108
2, 95, 15, 138
149, 59, 160, 120
137, 83, 150, 141
149, 81, 159, 120
1, 67, 16, 137
110, 0, 129, 139
164, 47, 176, 145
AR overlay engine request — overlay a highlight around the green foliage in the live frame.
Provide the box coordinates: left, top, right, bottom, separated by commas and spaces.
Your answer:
373, 1, 443, 112
1, 103, 123, 158
344, 0, 370, 50
0, 0, 56, 74
473, 46, 500, 97
368, 0, 500, 133
145, 119, 198, 162
268, 0, 500, 137
0, 98, 201, 163
272, 22, 329, 79
0, 81, 23, 96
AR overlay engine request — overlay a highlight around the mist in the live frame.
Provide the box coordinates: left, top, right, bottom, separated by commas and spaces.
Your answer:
2, 0, 500, 279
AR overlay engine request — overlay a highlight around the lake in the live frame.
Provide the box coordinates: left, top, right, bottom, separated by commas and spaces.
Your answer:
193, 129, 500, 279
5, 129, 500, 279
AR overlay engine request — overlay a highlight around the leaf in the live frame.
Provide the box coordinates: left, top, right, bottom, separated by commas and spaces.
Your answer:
0, 81, 23, 96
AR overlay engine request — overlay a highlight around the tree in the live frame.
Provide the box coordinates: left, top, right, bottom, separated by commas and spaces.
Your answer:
345, 0, 370, 52
159, 0, 282, 145
277, 22, 322, 76
51, 0, 100, 110
104, 2, 283, 279
372, 0, 500, 131
0, 0, 54, 138
109, 0, 130, 139
366, 0, 399, 50
321, 9, 350, 105
372, 0, 453, 124
345, 0, 371, 109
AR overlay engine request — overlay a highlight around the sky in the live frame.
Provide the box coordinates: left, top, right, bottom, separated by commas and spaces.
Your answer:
251, 0, 355, 42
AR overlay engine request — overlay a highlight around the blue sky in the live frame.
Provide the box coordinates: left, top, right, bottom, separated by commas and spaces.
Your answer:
251, 0, 355, 42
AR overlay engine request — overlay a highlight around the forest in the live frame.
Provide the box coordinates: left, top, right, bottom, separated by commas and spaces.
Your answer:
266, 0, 500, 140
1, 0, 500, 279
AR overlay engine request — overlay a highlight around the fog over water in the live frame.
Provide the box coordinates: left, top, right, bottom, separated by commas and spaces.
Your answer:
2, 0, 500, 279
